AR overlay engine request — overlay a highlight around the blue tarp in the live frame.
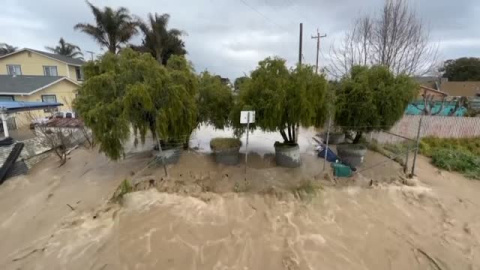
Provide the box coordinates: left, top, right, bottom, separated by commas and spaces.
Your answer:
0, 101, 63, 113
318, 146, 339, 162
405, 102, 467, 116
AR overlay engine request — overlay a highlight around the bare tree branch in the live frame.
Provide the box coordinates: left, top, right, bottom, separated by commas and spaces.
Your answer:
329, 0, 438, 78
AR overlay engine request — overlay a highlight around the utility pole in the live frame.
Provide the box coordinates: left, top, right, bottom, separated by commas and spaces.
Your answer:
86, 51, 95, 61
298, 23, 303, 65
311, 29, 327, 74
295, 22, 303, 143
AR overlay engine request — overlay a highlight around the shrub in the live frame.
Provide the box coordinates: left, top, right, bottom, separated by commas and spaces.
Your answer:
74, 49, 197, 160
431, 148, 480, 180
421, 137, 480, 157
210, 138, 242, 151
198, 72, 234, 129
232, 57, 328, 144
112, 179, 133, 203
335, 65, 418, 143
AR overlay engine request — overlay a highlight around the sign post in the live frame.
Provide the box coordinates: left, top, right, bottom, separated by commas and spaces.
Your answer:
240, 111, 255, 177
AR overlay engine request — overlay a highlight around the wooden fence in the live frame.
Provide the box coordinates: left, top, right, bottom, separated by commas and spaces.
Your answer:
369, 115, 480, 144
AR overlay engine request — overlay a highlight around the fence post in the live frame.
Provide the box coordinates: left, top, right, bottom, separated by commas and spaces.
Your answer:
411, 114, 424, 176
156, 136, 168, 177
404, 145, 410, 174
323, 116, 332, 171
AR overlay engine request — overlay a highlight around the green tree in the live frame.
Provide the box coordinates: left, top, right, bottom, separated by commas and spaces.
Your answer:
198, 71, 234, 129
74, 1, 138, 54
234, 76, 248, 92
0, 43, 17, 56
134, 13, 186, 65
45, 38, 83, 59
232, 57, 328, 144
442, 58, 480, 81
74, 49, 197, 160
335, 65, 418, 143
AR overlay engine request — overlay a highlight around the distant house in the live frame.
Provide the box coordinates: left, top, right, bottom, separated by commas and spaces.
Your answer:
439, 81, 480, 98
417, 85, 447, 100
0, 48, 84, 127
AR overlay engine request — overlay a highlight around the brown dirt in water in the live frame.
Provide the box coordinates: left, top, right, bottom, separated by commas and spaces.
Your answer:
0, 148, 479, 270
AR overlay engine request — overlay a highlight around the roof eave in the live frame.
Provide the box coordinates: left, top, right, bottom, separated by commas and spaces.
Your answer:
0, 48, 84, 66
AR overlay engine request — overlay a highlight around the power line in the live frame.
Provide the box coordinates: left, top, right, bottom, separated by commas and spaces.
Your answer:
237, 0, 288, 32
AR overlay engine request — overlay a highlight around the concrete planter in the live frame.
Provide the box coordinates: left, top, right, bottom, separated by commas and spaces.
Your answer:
336, 144, 367, 167
213, 147, 241, 165
210, 138, 242, 166
274, 143, 301, 168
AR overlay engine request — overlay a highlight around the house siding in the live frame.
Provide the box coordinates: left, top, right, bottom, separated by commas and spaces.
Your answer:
0, 51, 81, 82
12, 80, 78, 127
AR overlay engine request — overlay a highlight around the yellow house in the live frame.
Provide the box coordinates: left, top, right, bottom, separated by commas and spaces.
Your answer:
0, 48, 84, 127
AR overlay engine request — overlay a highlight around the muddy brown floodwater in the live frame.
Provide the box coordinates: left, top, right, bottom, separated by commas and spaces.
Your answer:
0, 147, 479, 270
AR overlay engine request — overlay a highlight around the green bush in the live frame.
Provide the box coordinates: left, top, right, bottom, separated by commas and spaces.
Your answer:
431, 148, 480, 180
210, 138, 242, 151
420, 137, 480, 157
112, 179, 133, 203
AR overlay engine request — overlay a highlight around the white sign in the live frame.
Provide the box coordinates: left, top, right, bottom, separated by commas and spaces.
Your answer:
240, 111, 255, 124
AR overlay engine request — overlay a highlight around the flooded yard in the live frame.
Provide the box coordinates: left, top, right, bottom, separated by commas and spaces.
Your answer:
0, 128, 479, 269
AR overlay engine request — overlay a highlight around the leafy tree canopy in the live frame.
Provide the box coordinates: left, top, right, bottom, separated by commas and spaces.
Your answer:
234, 76, 248, 91
335, 65, 418, 143
74, 49, 197, 160
134, 13, 186, 65
45, 38, 83, 59
0, 43, 17, 56
232, 57, 328, 144
442, 57, 480, 81
198, 71, 234, 129
74, 1, 138, 53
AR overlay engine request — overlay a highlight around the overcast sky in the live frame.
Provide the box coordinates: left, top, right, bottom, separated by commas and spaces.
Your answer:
2, 0, 480, 79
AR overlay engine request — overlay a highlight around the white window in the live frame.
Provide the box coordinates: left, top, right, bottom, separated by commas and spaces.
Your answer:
43, 66, 58, 76
7, 65, 22, 75
41, 95, 57, 103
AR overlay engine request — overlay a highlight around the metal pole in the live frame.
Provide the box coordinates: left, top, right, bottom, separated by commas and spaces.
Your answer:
323, 116, 332, 170
411, 114, 424, 176
156, 136, 168, 177
404, 145, 410, 174
1, 113, 9, 138
245, 113, 250, 176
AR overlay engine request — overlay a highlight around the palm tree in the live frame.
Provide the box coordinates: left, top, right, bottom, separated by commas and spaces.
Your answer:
0, 43, 17, 56
136, 13, 186, 65
74, 2, 138, 54
45, 38, 84, 59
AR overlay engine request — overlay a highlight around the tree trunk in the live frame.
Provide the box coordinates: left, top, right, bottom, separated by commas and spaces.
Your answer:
279, 130, 289, 143
287, 125, 292, 142
353, 132, 363, 144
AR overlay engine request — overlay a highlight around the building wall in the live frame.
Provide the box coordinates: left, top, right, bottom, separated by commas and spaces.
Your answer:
11, 80, 78, 127
0, 50, 81, 82
369, 115, 480, 143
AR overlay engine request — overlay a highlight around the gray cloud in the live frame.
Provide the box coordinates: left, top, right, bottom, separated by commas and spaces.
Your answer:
2, 0, 479, 79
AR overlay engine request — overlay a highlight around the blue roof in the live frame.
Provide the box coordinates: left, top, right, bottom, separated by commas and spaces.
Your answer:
0, 101, 63, 113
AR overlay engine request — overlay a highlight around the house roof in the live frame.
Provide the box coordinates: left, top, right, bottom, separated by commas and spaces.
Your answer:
0, 75, 79, 95
0, 48, 85, 66
420, 85, 448, 97
440, 81, 480, 97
